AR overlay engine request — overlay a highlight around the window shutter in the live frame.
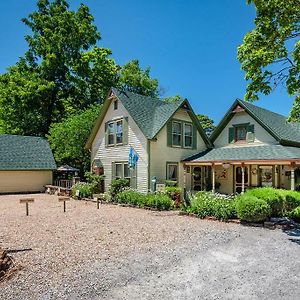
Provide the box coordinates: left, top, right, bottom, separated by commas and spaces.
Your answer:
192, 125, 197, 149
130, 166, 137, 189
111, 162, 116, 181
167, 121, 173, 147
246, 124, 255, 143
123, 117, 129, 145
228, 127, 234, 144
105, 122, 108, 147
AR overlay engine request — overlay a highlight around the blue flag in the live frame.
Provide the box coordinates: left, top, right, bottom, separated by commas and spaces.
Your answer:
128, 146, 139, 169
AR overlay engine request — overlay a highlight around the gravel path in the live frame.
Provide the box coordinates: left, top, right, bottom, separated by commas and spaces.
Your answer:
1, 194, 300, 299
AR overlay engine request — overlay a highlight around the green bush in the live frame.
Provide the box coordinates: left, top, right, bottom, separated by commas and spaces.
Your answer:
165, 180, 177, 187
165, 186, 182, 207
287, 206, 300, 223
236, 194, 271, 222
281, 190, 300, 212
116, 190, 173, 210
85, 171, 105, 194
245, 188, 285, 217
109, 179, 130, 200
71, 182, 94, 198
187, 192, 236, 220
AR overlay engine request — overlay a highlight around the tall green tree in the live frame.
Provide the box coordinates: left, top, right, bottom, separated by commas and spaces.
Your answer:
197, 114, 215, 136
238, 0, 300, 120
118, 60, 159, 97
47, 104, 101, 174
0, 0, 117, 135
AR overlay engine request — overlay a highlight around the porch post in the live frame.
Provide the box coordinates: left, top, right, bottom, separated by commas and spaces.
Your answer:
241, 162, 245, 194
183, 164, 187, 197
212, 163, 215, 193
291, 162, 296, 191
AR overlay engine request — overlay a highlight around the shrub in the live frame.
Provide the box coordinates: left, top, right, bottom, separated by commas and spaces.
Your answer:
236, 195, 271, 222
71, 182, 94, 198
187, 192, 236, 220
281, 190, 300, 212
109, 179, 130, 200
85, 172, 105, 194
115, 190, 173, 210
246, 188, 285, 217
165, 180, 177, 187
287, 206, 300, 223
165, 186, 182, 207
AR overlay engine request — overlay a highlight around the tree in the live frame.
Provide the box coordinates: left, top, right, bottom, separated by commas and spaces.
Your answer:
197, 114, 215, 136
47, 104, 101, 174
238, 0, 300, 120
0, 0, 117, 135
163, 95, 183, 103
118, 60, 159, 97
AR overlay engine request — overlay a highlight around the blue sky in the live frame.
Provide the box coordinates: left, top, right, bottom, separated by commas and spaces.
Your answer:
0, 0, 294, 124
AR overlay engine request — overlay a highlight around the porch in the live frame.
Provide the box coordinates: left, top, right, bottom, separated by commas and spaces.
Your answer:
183, 145, 300, 194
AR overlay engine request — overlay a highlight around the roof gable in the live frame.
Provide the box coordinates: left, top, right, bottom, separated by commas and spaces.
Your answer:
86, 88, 211, 148
210, 99, 300, 147
0, 134, 56, 170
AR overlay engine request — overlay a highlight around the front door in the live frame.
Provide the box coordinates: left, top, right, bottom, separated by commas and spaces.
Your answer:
192, 166, 203, 191
235, 166, 249, 193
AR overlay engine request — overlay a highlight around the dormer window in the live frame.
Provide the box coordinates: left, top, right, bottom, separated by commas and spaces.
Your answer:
235, 125, 247, 142
228, 123, 255, 144
114, 100, 118, 110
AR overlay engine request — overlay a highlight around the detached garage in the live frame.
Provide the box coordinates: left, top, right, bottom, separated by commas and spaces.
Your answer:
0, 134, 56, 194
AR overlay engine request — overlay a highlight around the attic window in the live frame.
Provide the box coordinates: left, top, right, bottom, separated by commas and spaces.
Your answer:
114, 100, 118, 110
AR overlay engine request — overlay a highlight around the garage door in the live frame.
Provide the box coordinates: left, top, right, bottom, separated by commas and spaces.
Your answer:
0, 170, 53, 193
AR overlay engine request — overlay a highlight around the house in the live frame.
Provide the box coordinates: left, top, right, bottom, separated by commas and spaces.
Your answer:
0, 134, 56, 193
85, 88, 212, 192
184, 100, 300, 194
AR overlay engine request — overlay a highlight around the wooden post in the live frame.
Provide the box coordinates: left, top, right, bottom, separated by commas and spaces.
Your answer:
212, 164, 215, 193
58, 196, 70, 212
93, 194, 104, 209
291, 162, 296, 191
183, 165, 187, 199
20, 198, 34, 216
241, 163, 245, 194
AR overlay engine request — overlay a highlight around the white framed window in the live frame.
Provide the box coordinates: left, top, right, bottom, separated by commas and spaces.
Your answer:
106, 119, 124, 146
114, 162, 130, 180
114, 100, 118, 110
116, 120, 123, 144
172, 121, 182, 146
167, 163, 178, 181
184, 123, 193, 148
107, 122, 115, 145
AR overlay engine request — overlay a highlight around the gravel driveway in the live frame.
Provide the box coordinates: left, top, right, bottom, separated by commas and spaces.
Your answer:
1, 194, 300, 299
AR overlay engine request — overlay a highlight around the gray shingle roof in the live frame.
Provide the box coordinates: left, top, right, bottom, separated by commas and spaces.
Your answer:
211, 99, 300, 146
111, 88, 211, 145
184, 145, 300, 162
112, 88, 186, 139
0, 134, 56, 170
240, 100, 300, 145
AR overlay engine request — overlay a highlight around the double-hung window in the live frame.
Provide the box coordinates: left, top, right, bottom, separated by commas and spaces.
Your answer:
167, 163, 178, 182
171, 120, 193, 148
172, 121, 182, 146
113, 161, 136, 188
115, 162, 130, 180
235, 125, 247, 142
106, 119, 124, 146
107, 122, 115, 145
116, 120, 123, 144
184, 123, 192, 148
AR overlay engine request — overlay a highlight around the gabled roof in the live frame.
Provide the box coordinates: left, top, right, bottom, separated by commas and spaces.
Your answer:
86, 87, 212, 148
210, 99, 300, 147
184, 144, 300, 163
0, 134, 56, 170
